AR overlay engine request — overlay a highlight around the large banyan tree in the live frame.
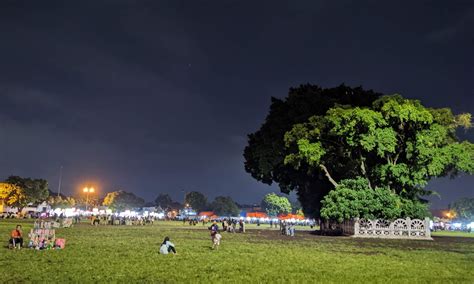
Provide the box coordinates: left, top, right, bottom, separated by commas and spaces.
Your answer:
244, 85, 474, 219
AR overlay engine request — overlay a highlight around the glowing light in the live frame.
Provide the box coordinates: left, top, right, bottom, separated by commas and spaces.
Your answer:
453, 222, 462, 229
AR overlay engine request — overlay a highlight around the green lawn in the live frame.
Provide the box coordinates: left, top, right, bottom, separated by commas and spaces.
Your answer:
1, 219, 473, 283
432, 231, 474, 238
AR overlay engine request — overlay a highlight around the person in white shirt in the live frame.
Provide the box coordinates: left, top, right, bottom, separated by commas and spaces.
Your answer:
159, 236, 177, 254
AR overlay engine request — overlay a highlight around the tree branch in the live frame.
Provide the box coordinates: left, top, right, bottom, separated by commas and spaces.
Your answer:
360, 155, 373, 190
393, 151, 401, 165
319, 164, 339, 188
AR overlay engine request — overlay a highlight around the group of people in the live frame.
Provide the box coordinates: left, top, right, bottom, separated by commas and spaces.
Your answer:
221, 218, 245, 233
89, 215, 156, 226
281, 221, 296, 236
7, 222, 66, 250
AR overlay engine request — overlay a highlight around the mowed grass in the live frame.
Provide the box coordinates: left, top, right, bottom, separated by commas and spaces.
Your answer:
1, 220, 473, 283
432, 231, 474, 238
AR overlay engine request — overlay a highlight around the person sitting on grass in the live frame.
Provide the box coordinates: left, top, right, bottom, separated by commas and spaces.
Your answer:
9, 225, 23, 249
159, 237, 177, 255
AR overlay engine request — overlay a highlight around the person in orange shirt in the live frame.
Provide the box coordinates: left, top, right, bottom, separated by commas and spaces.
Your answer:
9, 224, 23, 249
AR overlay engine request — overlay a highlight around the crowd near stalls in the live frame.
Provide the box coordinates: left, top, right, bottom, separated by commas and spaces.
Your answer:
431, 219, 474, 233
429, 209, 474, 233
184, 211, 317, 237
46, 207, 167, 226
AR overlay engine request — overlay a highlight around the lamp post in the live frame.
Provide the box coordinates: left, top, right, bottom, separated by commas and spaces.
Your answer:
83, 187, 95, 211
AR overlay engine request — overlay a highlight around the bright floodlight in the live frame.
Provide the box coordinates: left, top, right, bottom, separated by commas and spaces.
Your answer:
83, 187, 89, 193
90, 187, 95, 193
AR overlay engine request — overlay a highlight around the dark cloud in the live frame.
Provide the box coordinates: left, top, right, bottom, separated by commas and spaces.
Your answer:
0, 1, 472, 207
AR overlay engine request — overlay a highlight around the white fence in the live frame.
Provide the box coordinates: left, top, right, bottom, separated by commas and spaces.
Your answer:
321, 218, 432, 240
354, 217, 431, 239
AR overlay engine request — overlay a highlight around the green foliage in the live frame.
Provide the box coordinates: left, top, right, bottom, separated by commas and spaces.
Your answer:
0, 182, 27, 209
184, 191, 208, 212
399, 199, 430, 220
154, 193, 173, 209
261, 193, 292, 216
210, 196, 240, 216
102, 190, 145, 211
244, 84, 380, 217
4, 176, 49, 207
320, 178, 403, 222
285, 94, 474, 208
449, 197, 474, 221
48, 195, 76, 209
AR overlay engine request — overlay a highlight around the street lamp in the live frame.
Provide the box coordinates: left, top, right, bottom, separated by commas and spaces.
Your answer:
83, 187, 95, 211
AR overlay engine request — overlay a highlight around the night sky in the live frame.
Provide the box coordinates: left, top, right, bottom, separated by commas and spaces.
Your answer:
0, 1, 473, 208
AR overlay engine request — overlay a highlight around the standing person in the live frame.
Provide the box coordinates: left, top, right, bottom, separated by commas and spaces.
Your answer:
9, 225, 23, 249
159, 237, 177, 254
281, 221, 287, 235
222, 220, 227, 232
208, 220, 219, 245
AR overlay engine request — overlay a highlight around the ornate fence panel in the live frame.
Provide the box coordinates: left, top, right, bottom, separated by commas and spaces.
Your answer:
354, 217, 432, 240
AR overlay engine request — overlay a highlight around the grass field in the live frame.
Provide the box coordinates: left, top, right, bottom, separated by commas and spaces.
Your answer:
1, 219, 473, 283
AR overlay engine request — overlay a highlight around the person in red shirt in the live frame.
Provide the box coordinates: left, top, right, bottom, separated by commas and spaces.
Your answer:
9, 225, 23, 249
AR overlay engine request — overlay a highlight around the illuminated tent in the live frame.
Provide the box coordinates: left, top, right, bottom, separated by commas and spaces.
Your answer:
246, 212, 268, 218
278, 213, 305, 220
199, 211, 218, 219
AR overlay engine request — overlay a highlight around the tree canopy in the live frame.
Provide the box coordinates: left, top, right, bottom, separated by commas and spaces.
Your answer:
184, 191, 207, 212
320, 178, 429, 222
155, 193, 173, 209
261, 193, 292, 216
245, 84, 473, 219
48, 195, 76, 209
284, 94, 473, 220
5, 176, 49, 206
244, 85, 381, 217
449, 197, 474, 222
210, 196, 240, 216
102, 190, 145, 211
0, 182, 26, 209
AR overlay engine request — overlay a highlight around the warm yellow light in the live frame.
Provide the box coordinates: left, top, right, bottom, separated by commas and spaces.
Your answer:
83, 187, 89, 193
90, 187, 95, 193
446, 212, 451, 218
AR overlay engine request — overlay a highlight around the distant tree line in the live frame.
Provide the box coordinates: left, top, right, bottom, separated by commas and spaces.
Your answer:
0, 175, 301, 217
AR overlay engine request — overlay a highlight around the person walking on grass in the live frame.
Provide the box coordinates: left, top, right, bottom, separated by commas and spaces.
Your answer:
159, 237, 177, 255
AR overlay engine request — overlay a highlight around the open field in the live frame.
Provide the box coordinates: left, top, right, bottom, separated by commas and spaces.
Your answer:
1, 220, 474, 283
432, 231, 474, 238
